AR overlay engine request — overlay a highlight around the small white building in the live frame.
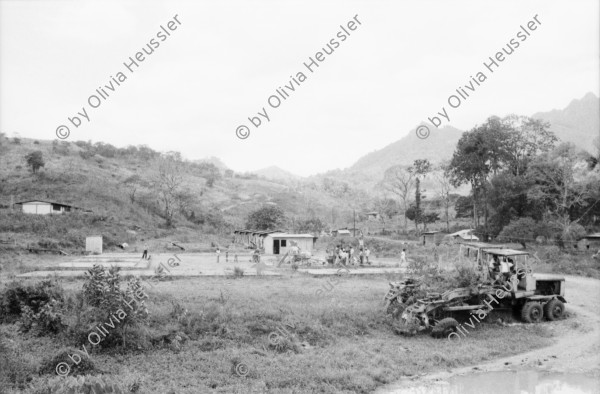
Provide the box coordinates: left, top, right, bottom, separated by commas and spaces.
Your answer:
333, 229, 351, 237
365, 211, 380, 221
446, 229, 479, 243
86, 236, 103, 254
263, 233, 317, 255
15, 200, 81, 215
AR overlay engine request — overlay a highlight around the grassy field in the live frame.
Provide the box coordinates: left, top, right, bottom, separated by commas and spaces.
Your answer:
2, 273, 558, 394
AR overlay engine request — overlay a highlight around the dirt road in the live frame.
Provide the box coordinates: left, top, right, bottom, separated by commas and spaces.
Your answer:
376, 275, 600, 392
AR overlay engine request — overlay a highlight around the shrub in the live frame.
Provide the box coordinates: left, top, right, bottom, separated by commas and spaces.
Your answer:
79, 149, 95, 160
20, 299, 66, 334
38, 348, 96, 376
0, 280, 66, 334
25, 150, 45, 173
52, 140, 71, 156
233, 266, 245, 278
452, 263, 481, 287
78, 266, 149, 350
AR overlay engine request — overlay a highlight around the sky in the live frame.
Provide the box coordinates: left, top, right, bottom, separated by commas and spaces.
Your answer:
0, 0, 598, 176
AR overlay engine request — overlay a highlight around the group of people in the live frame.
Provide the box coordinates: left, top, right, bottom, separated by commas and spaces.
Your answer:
330, 245, 371, 266
488, 255, 516, 284
215, 248, 239, 263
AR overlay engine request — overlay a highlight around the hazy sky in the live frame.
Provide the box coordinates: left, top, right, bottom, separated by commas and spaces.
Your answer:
1, 0, 598, 176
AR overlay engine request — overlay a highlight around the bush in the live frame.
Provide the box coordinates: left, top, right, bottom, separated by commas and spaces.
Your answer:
452, 264, 481, 287
77, 266, 149, 350
38, 347, 97, 377
52, 140, 71, 156
79, 149, 95, 160
0, 280, 66, 334
233, 266, 245, 278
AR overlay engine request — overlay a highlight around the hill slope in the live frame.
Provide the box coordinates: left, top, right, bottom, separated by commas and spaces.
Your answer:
0, 138, 359, 249
338, 92, 599, 185
533, 92, 600, 154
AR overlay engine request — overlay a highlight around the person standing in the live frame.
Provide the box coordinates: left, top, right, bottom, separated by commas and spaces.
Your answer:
225, 250, 229, 263
349, 247, 355, 265
359, 249, 364, 265
216, 248, 221, 263
400, 249, 407, 264
365, 248, 370, 264
141, 242, 149, 260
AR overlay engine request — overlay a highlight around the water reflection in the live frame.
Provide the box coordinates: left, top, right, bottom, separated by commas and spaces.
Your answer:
385, 370, 599, 394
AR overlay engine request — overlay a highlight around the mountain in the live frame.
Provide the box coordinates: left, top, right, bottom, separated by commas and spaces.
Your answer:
253, 166, 301, 181
533, 92, 600, 154
339, 92, 599, 185
348, 124, 464, 177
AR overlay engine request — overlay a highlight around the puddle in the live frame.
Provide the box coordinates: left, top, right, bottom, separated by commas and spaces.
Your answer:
383, 370, 599, 394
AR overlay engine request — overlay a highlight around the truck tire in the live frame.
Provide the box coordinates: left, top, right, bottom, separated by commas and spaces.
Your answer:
431, 317, 459, 338
521, 302, 543, 323
544, 299, 565, 321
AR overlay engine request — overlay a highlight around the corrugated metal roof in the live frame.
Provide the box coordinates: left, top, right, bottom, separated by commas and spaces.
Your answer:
268, 233, 317, 238
15, 200, 82, 209
482, 249, 529, 256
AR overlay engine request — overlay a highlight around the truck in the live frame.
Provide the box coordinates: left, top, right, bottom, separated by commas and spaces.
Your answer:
389, 248, 567, 337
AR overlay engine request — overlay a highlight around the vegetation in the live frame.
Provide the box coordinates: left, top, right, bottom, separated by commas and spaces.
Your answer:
0, 275, 560, 393
25, 150, 45, 174
245, 205, 286, 231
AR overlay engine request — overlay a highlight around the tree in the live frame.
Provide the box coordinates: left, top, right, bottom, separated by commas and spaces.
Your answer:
502, 115, 556, 176
448, 117, 512, 233
25, 151, 45, 173
497, 217, 537, 248
246, 205, 286, 231
295, 217, 325, 234
409, 159, 431, 233
152, 156, 185, 226
372, 196, 399, 233
123, 175, 143, 204
527, 143, 592, 245
454, 196, 473, 218
487, 172, 541, 237
434, 162, 453, 232
383, 165, 414, 234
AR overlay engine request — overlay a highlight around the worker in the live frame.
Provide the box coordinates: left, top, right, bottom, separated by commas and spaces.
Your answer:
216, 248, 221, 263
253, 248, 261, 263
141, 243, 149, 260
500, 258, 513, 283
339, 248, 348, 266
225, 250, 229, 263
400, 249, 407, 264
365, 248, 371, 264
349, 247, 355, 264
359, 248, 364, 265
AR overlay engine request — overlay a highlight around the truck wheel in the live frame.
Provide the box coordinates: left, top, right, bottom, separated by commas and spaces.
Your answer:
521, 302, 543, 323
431, 317, 458, 338
544, 299, 564, 321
